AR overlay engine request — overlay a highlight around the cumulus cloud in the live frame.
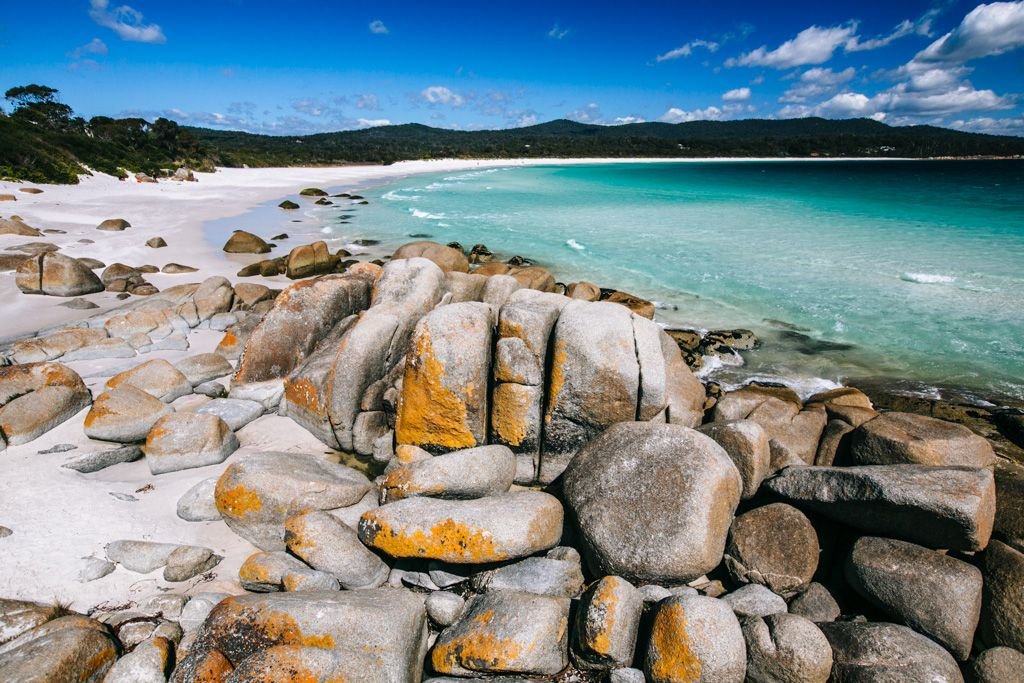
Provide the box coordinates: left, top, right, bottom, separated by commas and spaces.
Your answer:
356, 118, 391, 127
515, 112, 539, 127
548, 23, 570, 39
949, 114, 1024, 135
89, 0, 165, 44
783, 79, 1014, 120
779, 67, 856, 103
369, 20, 389, 35
421, 86, 464, 107
730, 9, 943, 70
613, 115, 646, 124
910, 1, 1024, 67
68, 38, 107, 59
727, 24, 857, 69
660, 106, 725, 123
656, 39, 719, 62
723, 87, 751, 101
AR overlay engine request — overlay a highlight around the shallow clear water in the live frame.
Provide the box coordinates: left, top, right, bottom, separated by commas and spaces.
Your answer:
215, 160, 1024, 401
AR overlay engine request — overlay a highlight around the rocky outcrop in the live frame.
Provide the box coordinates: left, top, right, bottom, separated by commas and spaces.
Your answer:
0, 362, 91, 447
765, 464, 996, 551
358, 491, 563, 564
395, 301, 493, 451
215, 451, 372, 551
173, 590, 429, 682
223, 230, 271, 254
393, 240, 469, 273
234, 273, 371, 384
15, 252, 104, 296
563, 422, 741, 583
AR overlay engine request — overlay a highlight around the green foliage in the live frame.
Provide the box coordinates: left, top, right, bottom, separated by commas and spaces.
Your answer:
190, 118, 1024, 167
0, 85, 215, 183
1, 84, 1022, 185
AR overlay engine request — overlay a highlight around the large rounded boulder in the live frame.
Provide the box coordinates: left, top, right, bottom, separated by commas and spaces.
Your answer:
392, 240, 469, 273
563, 421, 742, 583
15, 252, 104, 297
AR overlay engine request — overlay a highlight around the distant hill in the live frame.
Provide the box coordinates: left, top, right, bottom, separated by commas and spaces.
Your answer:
1, 84, 1022, 184
190, 117, 1024, 168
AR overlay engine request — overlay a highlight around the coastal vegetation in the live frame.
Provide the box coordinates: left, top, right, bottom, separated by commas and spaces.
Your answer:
2, 84, 1023, 184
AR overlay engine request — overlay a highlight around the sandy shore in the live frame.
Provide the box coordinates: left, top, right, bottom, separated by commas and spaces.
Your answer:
1, 155, 908, 344
2, 157, 703, 610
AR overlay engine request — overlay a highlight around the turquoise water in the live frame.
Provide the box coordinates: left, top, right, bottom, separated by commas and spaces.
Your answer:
223, 160, 1024, 401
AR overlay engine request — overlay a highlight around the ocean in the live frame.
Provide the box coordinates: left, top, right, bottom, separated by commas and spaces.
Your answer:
215, 160, 1024, 403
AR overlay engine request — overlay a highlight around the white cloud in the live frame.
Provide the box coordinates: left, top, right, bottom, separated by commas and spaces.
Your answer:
729, 10, 940, 70
566, 102, 602, 123
356, 118, 391, 127
613, 115, 646, 124
421, 86, 464, 107
727, 24, 857, 69
369, 20, 389, 35
548, 23, 570, 40
910, 1, 1024, 66
656, 39, 719, 62
89, 0, 165, 44
779, 66, 856, 103
949, 114, 1024, 135
515, 113, 539, 127
788, 81, 1014, 119
846, 10, 939, 52
660, 106, 725, 123
68, 37, 107, 59
723, 87, 751, 101
355, 94, 380, 110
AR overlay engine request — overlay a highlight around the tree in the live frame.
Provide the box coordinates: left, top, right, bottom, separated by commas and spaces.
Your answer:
4, 84, 75, 130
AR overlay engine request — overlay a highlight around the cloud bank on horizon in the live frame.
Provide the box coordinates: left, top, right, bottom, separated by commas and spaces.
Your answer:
3, 0, 1023, 136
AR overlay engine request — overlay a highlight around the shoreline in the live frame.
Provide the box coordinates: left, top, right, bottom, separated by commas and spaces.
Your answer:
4, 159, 1021, 406
0, 155, 918, 343
0, 160, 1022, 617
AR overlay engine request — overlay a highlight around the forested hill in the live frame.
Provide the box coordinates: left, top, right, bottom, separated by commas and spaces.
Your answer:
2, 84, 1023, 184
189, 117, 1024, 166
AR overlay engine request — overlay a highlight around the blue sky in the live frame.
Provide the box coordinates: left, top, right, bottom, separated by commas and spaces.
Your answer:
2, 1, 1023, 135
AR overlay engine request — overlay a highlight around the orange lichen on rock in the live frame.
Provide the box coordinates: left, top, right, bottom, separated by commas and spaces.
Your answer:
543, 341, 568, 424
215, 482, 263, 517
431, 609, 525, 674
216, 330, 238, 352
648, 602, 701, 683
190, 649, 234, 683
587, 578, 622, 656
491, 383, 532, 447
260, 611, 336, 650
360, 513, 505, 563
395, 328, 476, 449
283, 376, 325, 415
498, 318, 526, 343
238, 558, 274, 585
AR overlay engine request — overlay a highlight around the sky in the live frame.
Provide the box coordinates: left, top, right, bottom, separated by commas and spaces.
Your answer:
1, 0, 1022, 135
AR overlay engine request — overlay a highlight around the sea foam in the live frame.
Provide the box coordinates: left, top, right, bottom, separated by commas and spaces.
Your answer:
901, 272, 956, 284
566, 239, 586, 250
